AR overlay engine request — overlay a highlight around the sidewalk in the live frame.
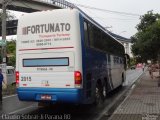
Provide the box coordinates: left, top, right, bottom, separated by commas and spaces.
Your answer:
109, 71, 160, 120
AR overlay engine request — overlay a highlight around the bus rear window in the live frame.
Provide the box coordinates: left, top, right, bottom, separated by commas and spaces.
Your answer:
23, 57, 69, 67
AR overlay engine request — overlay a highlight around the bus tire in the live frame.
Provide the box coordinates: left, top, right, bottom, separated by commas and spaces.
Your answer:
119, 74, 124, 88
103, 83, 107, 99
94, 82, 104, 106
122, 73, 124, 83
103, 78, 108, 98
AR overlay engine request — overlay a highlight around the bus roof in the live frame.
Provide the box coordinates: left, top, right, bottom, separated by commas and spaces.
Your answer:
75, 8, 124, 45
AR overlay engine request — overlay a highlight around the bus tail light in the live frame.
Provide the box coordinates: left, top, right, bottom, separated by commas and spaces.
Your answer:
74, 71, 82, 87
16, 71, 19, 87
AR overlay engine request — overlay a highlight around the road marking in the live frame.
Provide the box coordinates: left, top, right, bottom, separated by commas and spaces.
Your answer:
3, 94, 17, 99
8, 104, 36, 115
131, 84, 136, 89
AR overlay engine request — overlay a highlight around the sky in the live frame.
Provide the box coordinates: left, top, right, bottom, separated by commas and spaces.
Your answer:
8, 0, 160, 39
66, 0, 160, 38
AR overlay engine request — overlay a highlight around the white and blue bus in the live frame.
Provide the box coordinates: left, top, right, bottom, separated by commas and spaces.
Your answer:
16, 9, 126, 105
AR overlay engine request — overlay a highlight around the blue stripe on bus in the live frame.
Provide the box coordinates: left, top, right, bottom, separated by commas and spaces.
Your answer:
17, 87, 82, 104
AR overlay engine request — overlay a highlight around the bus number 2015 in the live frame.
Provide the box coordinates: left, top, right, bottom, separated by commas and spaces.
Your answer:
21, 76, 32, 81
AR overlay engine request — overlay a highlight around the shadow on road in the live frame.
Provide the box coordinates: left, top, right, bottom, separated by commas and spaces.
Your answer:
24, 86, 125, 120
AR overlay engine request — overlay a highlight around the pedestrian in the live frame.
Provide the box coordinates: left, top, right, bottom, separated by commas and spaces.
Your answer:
142, 63, 145, 72
0, 69, 5, 102
148, 64, 153, 79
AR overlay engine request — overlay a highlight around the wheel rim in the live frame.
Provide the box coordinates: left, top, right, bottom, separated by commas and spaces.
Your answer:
103, 86, 106, 97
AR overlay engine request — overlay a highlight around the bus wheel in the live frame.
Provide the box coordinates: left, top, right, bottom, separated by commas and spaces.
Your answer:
102, 84, 107, 98
119, 74, 124, 88
95, 83, 104, 106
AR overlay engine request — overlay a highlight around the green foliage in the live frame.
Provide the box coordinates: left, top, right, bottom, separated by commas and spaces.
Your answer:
130, 57, 136, 66
0, 40, 16, 66
7, 55, 16, 67
137, 11, 160, 32
6, 40, 16, 66
131, 11, 160, 62
6, 40, 16, 54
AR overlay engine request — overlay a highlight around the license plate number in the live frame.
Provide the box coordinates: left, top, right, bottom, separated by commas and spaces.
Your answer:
41, 95, 52, 100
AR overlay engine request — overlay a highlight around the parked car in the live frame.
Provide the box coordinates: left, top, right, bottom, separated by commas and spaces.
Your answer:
6, 66, 15, 85
0, 66, 15, 85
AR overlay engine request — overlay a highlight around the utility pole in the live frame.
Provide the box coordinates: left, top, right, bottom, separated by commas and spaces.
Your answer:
158, 53, 160, 76
1, 0, 12, 62
1, 0, 11, 84
1, 0, 7, 64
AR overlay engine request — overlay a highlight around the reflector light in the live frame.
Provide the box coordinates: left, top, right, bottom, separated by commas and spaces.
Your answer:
74, 71, 82, 85
16, 71, 19, 86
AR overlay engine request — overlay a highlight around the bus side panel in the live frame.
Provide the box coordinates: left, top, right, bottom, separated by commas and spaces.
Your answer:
79, 16, 109, 104
79, 16, 113, 104
85, 48, 113, 102
84, 48, 125, 103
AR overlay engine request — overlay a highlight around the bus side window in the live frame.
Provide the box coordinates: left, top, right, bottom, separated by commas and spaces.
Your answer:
88, 23, 94, 47
84, 21, 89, 46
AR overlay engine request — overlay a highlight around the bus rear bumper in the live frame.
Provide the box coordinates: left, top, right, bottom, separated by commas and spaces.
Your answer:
17, 88, 82, 104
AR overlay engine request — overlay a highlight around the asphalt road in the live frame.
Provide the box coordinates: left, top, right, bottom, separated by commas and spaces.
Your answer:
0, 69, 144, 120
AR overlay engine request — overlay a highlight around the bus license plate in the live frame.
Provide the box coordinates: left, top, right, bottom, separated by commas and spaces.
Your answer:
41, 95, 52, 100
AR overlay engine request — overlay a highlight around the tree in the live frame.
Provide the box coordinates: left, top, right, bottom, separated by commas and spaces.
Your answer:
131, 11, 160, 62
0, 10, 15, 22
137, 11, 160, 32
6, 40, 16, 66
